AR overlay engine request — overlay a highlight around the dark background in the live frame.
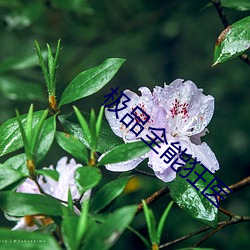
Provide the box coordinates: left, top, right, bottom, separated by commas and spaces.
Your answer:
0, 0, 249, 249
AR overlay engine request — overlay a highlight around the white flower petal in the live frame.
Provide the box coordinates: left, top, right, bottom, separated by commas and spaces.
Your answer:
154, 79, 214, 137
178, 139, 219, 173
16, 178, 40, 194
105, 156, 146, 172
12, 218, 38, 231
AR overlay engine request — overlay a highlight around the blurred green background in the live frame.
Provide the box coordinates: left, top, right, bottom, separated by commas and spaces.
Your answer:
0, 0, 249, 249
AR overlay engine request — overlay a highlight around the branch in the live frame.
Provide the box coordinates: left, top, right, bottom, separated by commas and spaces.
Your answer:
211, 0, 250, 66
134, 169, 156, 178
136, 186, 170, 215
159, 216, 250, 249
228, 175, 250, 193
193, 216, 250, 247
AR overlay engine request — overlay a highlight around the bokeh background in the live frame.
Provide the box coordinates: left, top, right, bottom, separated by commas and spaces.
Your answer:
0, 0, 249, 249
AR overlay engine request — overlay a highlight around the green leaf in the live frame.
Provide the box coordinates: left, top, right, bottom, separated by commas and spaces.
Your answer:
4, 154, 28, 175
0, 76, 46, 102
76, 201, 89, 248
91, 176, 132, 213
73, 106, 91, 147
142, 200, 157, 245
127, 226, 151, 248
83, 205, 137, 250
36, 116, 56, 162
59, 58, 125, 106
0, 111, 44, 157
157, 201, 174, 244
56, 131, 89, 165
168, 163, 218, 227
0, 228, 60, 250
221, 0, 250, 11
90, 108, 97, 150
213, 16, 250, 65
96, 106, 105, 140
0, 51, 47, 74
62, 215, 80, 250
52, 0, 93, 14
75, 167, 102, 194
97, 141, 150, 166
0, 192, 65, 216
36, 169, 59, 181
59, 112, 123, 153
0, 164, 27, 190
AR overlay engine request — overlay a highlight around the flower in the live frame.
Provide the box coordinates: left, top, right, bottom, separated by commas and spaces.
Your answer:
11, 157, 90, 231
103, 79, 219, 182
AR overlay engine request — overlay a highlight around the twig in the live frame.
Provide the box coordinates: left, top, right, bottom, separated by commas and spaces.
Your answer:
211, 0, 250, 66
159, 224, 212, 249
136, 186, 170, 215
159, 216, 250, 249
228, 175, 250, 193
193, 216, 250, 247
134, 169, 156, 178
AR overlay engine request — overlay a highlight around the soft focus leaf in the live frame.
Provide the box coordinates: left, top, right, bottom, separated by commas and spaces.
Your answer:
62, 215, 80, 250
168, 164, 218, 227
75, 167, 102, 194
52, 0, 93, 14
0, 111, 44, 157
0, 51, 47, 74
0, 76, 46, 102
59, 58, 125, 106
97, 141, 150, 166
56, 131, 89, 165
221, 0, 250, 11
0, 192, 65, 216
83, 205, 137, 250
0, 228, 60, 250
59, 113, 123, 153
91, 176, 132, 213
213, 16, 250, 65
0, 164, 27, 190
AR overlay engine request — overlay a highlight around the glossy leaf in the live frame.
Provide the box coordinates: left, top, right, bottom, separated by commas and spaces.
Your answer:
56, 131, 89, 165
4, 153, 28, 175
0, 228, 60, 250
36, 169, 59, 181
91, 176, 132, 213
97, 140, 150, 166
213, 16, 250, 65
59, 113, 123, 153
0, 164, 27, 190
59, 58, 125, 106
0, 192, 65, 216
0, 111, 44, 157
168, 163, 218, 227
221, 0, 250, 11
36, 116, 56, 162
75, 167, 102, 194
83, 205, 137, 250
0, 76, 46, 102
